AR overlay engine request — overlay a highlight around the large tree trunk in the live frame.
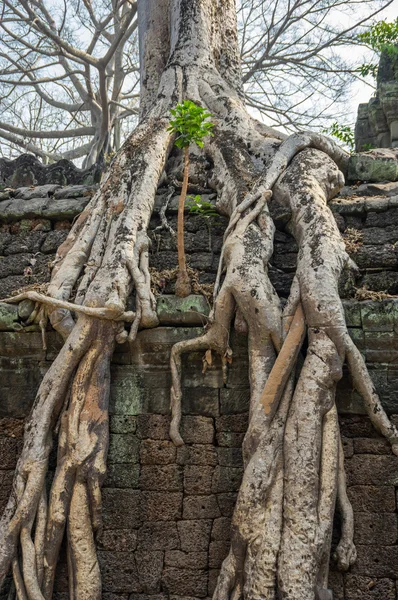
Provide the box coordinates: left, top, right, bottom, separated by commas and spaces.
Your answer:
1, 1, 398, 599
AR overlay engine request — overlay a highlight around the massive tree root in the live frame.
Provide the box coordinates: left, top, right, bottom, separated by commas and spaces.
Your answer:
1, 1, 398, 599
170, 146, 398, 599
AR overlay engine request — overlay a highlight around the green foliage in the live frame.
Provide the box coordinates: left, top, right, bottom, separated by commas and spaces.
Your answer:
186, 195, 219, 221
361, 143, 375, 151
168, 100, 214, 149
358, 18, 398, 54
356, 63, 378, 78
322, 122, 355, 151
357, 19, 398, 78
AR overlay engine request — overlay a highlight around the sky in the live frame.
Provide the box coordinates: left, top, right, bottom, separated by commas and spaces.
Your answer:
348, 2, 398, 121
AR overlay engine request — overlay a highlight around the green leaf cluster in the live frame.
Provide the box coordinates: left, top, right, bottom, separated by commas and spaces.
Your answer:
168, 100, 214, 149
186, 195, 219, 221
358, 18, 398, 55
357, 19, 398, 78
322, 122, 355, 151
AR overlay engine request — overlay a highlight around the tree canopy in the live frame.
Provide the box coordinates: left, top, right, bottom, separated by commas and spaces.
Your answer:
0, 0, 394, 164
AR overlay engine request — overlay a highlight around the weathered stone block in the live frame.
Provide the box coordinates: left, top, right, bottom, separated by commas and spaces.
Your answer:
183, 367, 224, 389
352, 545, 398, 578
0, 437, 22, 468
183, 495, 221, 519
208, 569, 220, 597
0, 303, 22, 332
219, 388, 250, 414
0, 417, 24, 437
135, 550, 164, 593
182, 387, 219, 417
209, 541, 230, 569
216, 447, 243, 467
165, 550, 208, 570
102, 489, 142, 529
98, 551, 140, 593
0, 470, 14, 513
137, 522, 180, 551
108, 434, 140, 464
140, 465, 183, 492
216, 432, 245, 447
346, 455, 398, 486
181, 416, 215, 444
97, 529, 137, 552
142, 491, 182, 521
347, 485, 396, 513
156, 295, 210, 325
327, 570, 344, 600
354, 438, 392, 455
212, 466, 243, 493
177, 444, 218, 466
354, 512, 397, 545
109, 415, 136, 434
140, 439, 176, 464
342, 437, 354, 458
184, 465, 215, 495
211, 517, 231, 542
348, 150, 398, 182
216, 493, 237, 517
104, 464, 140, 489
339, 416, 379, 439
215, 414, 248, 433
177, 520, 212, 552
110, 367, 145, 415
360, 300, 397, 332
136, 415, 171, 440
161, 567, 208, 598
345, 574, 396, 600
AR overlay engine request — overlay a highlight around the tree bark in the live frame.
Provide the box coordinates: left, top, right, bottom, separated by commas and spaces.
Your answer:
1, 1, 398, 599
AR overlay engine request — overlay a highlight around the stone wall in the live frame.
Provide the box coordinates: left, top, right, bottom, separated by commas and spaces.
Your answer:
1, 307, 398, 599
1, 174, 398, 599
1, 179, 398, 300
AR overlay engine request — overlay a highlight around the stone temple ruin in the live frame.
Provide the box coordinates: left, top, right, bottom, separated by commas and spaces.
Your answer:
0, 142, 398, 599
355, 44, 398, 151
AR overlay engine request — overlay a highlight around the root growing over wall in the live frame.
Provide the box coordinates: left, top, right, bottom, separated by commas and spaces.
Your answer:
1, 1, 398, 599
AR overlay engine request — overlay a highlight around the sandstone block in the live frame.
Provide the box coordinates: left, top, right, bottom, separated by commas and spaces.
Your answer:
102, 489, 142, 529
161, 567, 208, 598
212, 466, 243, 493
135, 550, 164, 594
216, 493, 238, 517
97, 529, 137, 552
165, 550, 208, 570
177, 520, 212, 552
140, 465, 183, 492
142, 491, 182, 521
181, 416, 215, 444
140, 439, 176, 464
209, 541, 230, 569
344, 574, 396, 600
347, 485, 396, 513
211, 517, 232, 542
98, 552, 140, 593
137, 522, 180, 551
108, 433, 139, 464
219, 388, 250, 414
104, 464, 140, 489
183, 495, 221, 519
177, 444, 218, 466
345, 455, 398, 486
184, 465, 215, 495
354, 512, 397, 544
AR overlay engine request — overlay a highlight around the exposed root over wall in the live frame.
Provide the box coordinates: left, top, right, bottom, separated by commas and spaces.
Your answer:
1, 1, 398, 599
